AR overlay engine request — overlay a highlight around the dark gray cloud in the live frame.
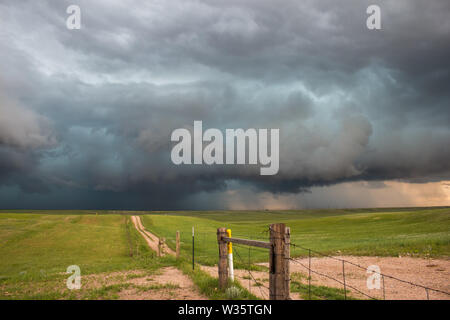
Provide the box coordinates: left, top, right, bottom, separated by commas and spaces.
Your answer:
0, 0, 449, 209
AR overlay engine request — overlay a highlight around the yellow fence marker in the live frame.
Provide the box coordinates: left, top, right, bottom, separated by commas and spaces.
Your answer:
226, 229, 234, 281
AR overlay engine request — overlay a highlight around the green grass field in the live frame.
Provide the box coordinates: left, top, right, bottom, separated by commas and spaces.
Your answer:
0, 207, 449, 299
0, 213, 140, 277
140, 207, 450, 266
0, 213, 173, 299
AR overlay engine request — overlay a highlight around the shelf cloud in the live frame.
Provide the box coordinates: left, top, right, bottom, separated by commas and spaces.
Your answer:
0, 0, 449, 209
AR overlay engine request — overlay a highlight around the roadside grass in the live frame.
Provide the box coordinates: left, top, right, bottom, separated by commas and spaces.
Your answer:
177, 260, 259, 300
141, 207, 450, 265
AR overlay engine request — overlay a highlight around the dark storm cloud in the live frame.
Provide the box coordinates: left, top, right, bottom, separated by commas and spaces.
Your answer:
0, 0, 449, 209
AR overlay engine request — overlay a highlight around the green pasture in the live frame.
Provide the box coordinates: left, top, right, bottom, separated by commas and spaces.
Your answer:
0, 207, 448, 299
141, 207, 450, 266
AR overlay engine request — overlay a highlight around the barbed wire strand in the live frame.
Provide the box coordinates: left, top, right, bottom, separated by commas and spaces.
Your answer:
233, 244, 269, 292
248, 246, 251, 294
289, 242, 450, 296
308, 248, 311, 300
342, 260, 347, 300
289, 257, 377, 300
233, 245, 269, 300
268, 226, 450, 297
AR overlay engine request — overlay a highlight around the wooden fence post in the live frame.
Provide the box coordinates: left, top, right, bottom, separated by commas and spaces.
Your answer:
269, 223, 287, 300
284, 227, 291, 299
158, 238, 162, 257
217, 228, 228, 289
176, 231, 180, 259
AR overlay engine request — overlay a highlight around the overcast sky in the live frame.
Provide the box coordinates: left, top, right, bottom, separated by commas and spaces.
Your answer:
0, 0, 449, 210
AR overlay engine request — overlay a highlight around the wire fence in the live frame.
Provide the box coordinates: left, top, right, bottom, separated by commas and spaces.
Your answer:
268, 225, 450, 300
233, 244, 270, 300
143, 222, 449, 300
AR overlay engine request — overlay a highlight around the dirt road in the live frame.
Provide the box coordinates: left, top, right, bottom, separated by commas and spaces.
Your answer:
129, 216, 206, 299
80, 267, 206, 300
131, 216, 175, 256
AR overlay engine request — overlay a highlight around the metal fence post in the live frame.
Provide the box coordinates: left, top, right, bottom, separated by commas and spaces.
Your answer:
176, 231, 180, 259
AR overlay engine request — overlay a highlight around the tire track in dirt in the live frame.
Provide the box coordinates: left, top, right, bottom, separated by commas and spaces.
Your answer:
118, 267, 207, 300
131, 215, 175, 256
82, 267, 207, 300
130, 216, 207, 300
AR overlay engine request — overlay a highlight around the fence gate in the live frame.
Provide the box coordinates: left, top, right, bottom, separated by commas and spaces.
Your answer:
217, 223, 290, 300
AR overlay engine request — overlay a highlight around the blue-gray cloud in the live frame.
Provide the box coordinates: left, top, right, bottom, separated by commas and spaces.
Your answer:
0, 0, 449, 209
